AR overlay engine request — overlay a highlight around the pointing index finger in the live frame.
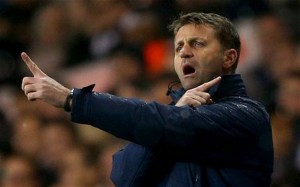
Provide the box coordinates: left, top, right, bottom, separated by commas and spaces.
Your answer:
196, 76, 222, 92
21, 52, 46, 77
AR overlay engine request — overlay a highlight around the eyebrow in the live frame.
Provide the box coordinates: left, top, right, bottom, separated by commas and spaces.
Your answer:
175, 37, 206, 45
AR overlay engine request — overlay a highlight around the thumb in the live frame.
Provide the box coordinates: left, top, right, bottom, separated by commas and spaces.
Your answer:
21, 52, 46, 77
196, 76, 222, 92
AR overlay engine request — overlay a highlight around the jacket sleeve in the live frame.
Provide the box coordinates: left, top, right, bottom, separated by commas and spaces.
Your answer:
71, 86, 271, 157
111, 143, 174, 187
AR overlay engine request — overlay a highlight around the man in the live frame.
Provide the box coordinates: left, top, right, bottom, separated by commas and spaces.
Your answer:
21, 12, 273, 186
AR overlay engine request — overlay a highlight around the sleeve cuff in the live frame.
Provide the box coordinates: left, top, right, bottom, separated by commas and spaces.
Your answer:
71, 84, 95, 124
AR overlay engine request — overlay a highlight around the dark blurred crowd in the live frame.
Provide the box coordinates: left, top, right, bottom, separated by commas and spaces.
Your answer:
0, 0, 299, 187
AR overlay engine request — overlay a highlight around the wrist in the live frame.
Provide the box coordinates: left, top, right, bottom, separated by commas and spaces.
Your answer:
63, 89, 74, 112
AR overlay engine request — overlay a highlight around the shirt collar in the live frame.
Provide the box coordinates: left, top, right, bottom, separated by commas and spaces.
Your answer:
169, 74, 248, 103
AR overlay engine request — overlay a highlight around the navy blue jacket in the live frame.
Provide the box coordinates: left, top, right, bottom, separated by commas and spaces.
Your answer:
71, 74, 273, 187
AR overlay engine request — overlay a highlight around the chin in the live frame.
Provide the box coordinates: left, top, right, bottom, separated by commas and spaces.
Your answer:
182, 82, 198, 90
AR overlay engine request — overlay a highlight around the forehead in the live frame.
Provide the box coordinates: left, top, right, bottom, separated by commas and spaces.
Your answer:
174, 24, 216, 42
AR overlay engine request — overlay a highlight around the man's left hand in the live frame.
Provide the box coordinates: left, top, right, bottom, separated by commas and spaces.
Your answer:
175, 77, 221, 107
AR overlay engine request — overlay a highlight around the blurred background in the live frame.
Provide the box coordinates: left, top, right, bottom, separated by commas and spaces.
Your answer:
0, 0, 299, 186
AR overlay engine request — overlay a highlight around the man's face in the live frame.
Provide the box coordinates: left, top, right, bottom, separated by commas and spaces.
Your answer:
174, 24, 225, 90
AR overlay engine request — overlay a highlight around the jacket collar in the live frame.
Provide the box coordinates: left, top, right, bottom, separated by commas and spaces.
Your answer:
169, 74, 248, 103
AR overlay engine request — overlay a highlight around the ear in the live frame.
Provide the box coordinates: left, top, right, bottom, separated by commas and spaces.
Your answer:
222, 49, 238, 71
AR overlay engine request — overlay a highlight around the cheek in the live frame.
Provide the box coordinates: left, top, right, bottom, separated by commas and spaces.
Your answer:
174, 58, 181, 74
199, 53, 223, 70
196, 56, 222, 72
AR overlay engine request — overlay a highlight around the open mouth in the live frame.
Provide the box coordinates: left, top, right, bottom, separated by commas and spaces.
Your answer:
183, 65, 196, 76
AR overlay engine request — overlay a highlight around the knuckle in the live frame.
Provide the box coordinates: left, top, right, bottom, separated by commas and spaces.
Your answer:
27, 93, 33, 101
24, 88, 28, 95
22, 77, 29, 83
204, 93, 210, 99
24, 85, 30, 93
40, 78, 47, 84
187, 97, 193, 102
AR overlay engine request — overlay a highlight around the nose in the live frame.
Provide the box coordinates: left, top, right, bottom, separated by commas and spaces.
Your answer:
179, 44, 193, 59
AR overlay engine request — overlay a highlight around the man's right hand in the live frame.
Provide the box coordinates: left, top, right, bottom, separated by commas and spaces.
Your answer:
175, 77, 221, 107
21, 52, 70, 108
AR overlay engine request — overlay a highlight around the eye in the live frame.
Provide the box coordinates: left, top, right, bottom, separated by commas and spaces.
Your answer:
194, 41, 205, 47
176, 45, 182, 52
